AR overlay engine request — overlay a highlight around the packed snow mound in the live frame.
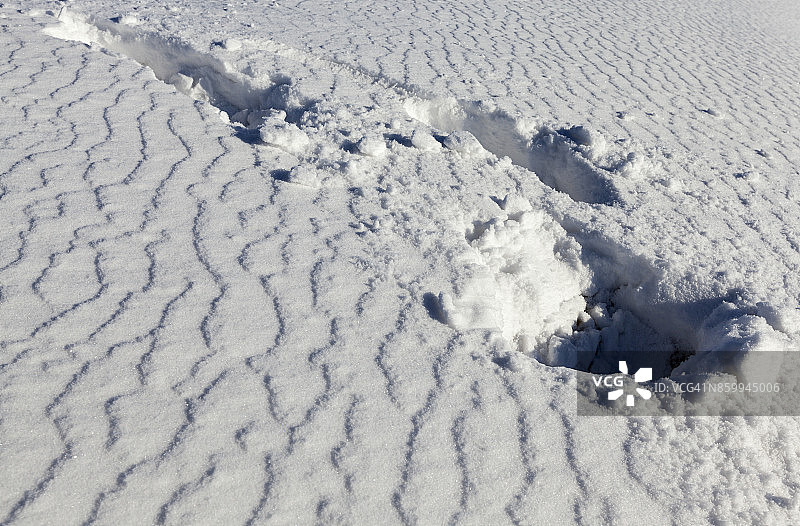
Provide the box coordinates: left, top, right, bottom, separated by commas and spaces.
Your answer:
439, 198, 588, 354
257, 111, 309, 155
355, 135, 388, 157
441, 131, 490, 159
409, 129, 441, 151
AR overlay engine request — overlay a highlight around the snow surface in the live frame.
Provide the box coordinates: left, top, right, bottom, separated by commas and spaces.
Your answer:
2, 0, 800, 523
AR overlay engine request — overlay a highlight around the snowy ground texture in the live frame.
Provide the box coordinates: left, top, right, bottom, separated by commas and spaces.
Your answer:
2, 0, 800, 523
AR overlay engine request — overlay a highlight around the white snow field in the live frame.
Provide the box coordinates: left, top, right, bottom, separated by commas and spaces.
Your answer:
2, 0, 800, 523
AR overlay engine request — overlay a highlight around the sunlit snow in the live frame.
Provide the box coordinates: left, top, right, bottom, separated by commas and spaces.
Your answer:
2, 1, 800, 523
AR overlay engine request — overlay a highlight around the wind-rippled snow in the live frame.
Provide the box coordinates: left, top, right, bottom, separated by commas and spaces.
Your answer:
2, 1, 800, 524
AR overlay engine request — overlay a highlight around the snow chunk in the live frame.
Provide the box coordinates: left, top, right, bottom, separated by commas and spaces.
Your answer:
356, 136, 388, 157
588, 303, 612, 329
167, 72, 193, 92
616, 151, 654, 180
661, 177, 683, 192
440, 210, 587, 354
244, 109, 282, 128
118, 15, 140, 26
222, 38, 242, 51
410, 129, 441, 151
577, 311, 595, 330
259, 114, 309, 155
403, 96, 465, 131
736, 170, 761, 183
166, 72, 212, 102
543, 335, 594, 370
286, 165, 321, 188
442, 131, 489, 159
756, 303, 800, 337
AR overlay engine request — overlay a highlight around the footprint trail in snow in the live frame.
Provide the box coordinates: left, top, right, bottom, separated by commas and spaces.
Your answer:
1, 3, 800, 524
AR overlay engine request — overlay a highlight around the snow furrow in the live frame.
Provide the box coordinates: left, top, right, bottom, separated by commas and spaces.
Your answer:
392, 334, 459, 524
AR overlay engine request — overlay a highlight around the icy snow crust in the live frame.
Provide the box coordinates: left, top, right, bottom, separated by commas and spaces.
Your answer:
1, 0, 800, 523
